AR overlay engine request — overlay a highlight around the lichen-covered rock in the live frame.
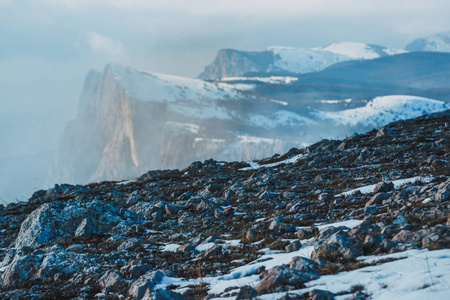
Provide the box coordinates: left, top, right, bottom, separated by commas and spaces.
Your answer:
15, 200, 140, 248
0, 251, 44, 287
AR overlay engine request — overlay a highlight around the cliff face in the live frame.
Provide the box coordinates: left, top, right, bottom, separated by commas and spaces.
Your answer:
51, 66, 168, 183
198, 49, 274, 80
49, 65, 299, 185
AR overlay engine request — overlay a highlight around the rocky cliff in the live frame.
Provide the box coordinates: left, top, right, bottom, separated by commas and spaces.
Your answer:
1, 110, 449, 299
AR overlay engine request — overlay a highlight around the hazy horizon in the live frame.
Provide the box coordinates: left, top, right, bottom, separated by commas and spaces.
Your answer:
1, 0, 450, 202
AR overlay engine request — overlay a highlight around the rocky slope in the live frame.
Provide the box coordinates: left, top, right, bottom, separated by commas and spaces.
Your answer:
406, 31, 450, 52
199, 42, 405, 80
1, 110, 449, 299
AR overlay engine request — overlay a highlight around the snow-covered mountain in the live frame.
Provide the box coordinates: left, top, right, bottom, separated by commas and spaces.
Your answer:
199, 42, 406, 79
406, 31, 450, 52
314, 95, 450, 127
49, 63, 449, 186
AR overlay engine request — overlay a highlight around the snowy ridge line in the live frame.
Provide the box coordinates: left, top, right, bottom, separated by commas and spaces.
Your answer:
338, 176, 434, 196
220, 76, 298, 84
111, 64, 246, 103
266, 42, 405, 74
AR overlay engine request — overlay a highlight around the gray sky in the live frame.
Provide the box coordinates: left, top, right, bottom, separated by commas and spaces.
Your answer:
1, 0, 450, 157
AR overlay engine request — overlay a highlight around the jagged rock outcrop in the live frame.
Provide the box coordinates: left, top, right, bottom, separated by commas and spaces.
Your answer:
198, 49, 274, 80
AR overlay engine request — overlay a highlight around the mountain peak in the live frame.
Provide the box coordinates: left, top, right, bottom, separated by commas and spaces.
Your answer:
405, 31, 450, 52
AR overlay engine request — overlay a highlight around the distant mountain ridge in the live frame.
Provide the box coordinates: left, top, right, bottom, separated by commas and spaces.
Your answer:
199, 42, 406, 80
406, 31, 450, 52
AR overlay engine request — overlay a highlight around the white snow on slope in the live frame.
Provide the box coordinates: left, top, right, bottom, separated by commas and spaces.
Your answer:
154, 223, 450, 300
339, 176, 434, 196
315, 95, 450, 127
111, 64, 244, 103
296, 219, 363, 232
293, 249, 450, 300
320, 42, 406, 59
267, 43, 405, 74
221, 76, 298, 84
268, 46, 350, 74
240, 153, 306, 171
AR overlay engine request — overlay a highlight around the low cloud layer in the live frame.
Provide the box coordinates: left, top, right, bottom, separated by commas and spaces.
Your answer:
87, 32, 126, 61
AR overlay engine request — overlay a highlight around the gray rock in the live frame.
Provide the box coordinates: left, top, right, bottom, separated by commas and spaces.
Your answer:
129, 270, 163, 299
365, 193, 390, 207
99, 270, 125, 291
312, 231, 362, 261
269, 220, 296, 234
435, 181, 450, 201
153, 288, 187, 300
178, 243, 196, 254
392, 230, 416, 243
118, 238, 141, 251
285, 240, 302, 253
364, 205, 378, 216
374, 181, 394, 193
255, 266, 310, 294
15, 200, 136, 248
0, 252, 44, 287
203, 245, 223, 258
236, 285, 259, 299
289, 257, 319, 276
297, 226, 319, 239
393, 215, 409, 226
310, 289, 335, 300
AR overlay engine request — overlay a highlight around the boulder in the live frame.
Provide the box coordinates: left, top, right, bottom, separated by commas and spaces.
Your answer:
129, 270, 163, 299
255, 266, 311, 294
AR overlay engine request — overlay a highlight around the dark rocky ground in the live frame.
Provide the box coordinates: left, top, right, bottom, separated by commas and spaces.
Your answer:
0, 110, 449, 299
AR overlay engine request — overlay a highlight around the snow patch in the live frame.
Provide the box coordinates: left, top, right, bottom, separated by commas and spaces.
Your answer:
240, 153, 306, 171
339, 176, 434, 196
